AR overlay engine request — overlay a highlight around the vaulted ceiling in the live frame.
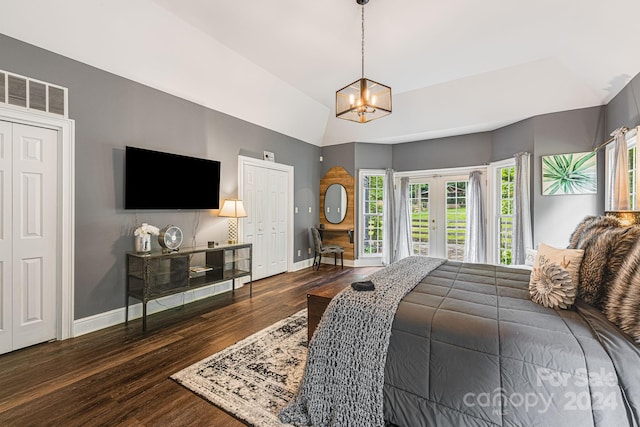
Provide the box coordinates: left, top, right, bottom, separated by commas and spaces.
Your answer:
2, 0, 639, 146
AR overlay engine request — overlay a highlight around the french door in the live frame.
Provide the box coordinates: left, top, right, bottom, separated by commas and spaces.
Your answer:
407, 175, 468, 260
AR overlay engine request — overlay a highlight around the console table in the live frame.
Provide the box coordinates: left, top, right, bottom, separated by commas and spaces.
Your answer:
126, 243, 252, 331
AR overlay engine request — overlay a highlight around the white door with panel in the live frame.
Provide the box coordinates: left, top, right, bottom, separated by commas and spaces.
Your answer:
242, 163, 288, 280
0, 121, 58, 354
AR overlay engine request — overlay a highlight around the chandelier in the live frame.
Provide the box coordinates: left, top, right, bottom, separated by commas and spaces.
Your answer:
336, 0, 392, 123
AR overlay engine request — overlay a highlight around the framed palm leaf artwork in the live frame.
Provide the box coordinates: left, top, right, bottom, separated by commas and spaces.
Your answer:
542, 151, 597, 195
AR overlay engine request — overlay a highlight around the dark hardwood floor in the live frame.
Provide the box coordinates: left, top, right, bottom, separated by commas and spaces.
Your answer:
0, 265, 380, 426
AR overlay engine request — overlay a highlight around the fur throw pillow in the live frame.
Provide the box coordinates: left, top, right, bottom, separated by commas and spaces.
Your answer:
568, 215, 621, 249
567, 215, 640, 308
605, 238, 640, 344
576, 226, 640, 308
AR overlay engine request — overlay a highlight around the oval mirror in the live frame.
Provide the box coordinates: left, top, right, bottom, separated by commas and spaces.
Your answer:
324, 183, 347, 224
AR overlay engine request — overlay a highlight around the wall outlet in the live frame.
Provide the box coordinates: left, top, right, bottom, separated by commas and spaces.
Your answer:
308, 206, 312, 213
295, 206, 298, 214
297, 249, 301, 257
308, 247, 311, 254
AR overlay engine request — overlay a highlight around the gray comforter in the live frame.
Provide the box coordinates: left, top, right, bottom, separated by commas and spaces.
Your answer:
384, 261, 640, 426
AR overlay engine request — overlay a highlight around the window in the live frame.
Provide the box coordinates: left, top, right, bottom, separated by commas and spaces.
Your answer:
497, 165, 515, 265
605, 132, 638, 210
361, 172, 385, 256
486, 158, 516, 265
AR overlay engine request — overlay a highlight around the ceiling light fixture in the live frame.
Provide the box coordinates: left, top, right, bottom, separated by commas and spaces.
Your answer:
336, 0, 392, 123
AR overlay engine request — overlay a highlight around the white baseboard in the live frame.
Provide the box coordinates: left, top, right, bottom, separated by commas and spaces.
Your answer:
318, 258, 356, 267
353, 257, 383, 267
292, 258, 314, 271
73, 280, 236, 337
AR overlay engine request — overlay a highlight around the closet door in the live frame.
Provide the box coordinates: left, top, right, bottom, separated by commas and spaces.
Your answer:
0, 121, 12, 354
241, 161, 289, 281
0, 121, 57, 354
267, 169, 287, 276
243, 164, 267, 280
12, 123, 57, 349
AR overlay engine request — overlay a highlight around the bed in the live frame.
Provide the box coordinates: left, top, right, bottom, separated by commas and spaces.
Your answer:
280, 216, 640, 427
384, 261, 639, 426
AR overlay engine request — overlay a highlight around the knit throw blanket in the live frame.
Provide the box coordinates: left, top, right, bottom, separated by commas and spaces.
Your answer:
279, 256, 446, 426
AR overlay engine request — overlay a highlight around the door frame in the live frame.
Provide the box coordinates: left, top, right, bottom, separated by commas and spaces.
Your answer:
0, 106, 75, 341
395, 165, 487, 260
237, 155, 294, 273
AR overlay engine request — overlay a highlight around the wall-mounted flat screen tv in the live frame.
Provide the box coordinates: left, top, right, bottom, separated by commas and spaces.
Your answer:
125, 146, 221, 209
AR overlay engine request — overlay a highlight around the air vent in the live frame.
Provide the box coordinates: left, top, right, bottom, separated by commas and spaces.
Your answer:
29, 81, 47, 112
8, 75, 27, 108
48, 86, 65, 116
0, 70, 68, 117
0, 72, 5, 104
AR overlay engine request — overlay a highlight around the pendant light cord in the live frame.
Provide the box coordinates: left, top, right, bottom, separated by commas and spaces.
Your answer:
361, 4, 365, 79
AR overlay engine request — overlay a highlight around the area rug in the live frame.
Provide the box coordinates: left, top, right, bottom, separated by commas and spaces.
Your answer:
171, 310, 307, 427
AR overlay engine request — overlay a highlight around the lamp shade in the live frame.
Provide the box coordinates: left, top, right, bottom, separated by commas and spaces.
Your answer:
218, 199, 247, 218
605, 210, 640, 226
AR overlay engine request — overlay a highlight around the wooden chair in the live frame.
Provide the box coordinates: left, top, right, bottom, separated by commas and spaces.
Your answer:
311, 228, 344, 270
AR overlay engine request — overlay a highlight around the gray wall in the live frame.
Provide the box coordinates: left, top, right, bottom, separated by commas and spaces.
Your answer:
355, 143, 392, 170
321, 108, 607, 255
3, 31, 636, 319
0, 34, 320, 319
491, 118, 534, 162
530, 107, 605, 247
606, 72, 640, 133
321, 143, 355, 177
393, 133, 493, 171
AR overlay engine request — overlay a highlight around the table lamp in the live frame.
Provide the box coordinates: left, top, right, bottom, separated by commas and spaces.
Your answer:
218, 199, 248, 244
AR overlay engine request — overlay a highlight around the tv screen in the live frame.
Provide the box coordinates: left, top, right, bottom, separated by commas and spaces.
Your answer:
125, 146, 221, 209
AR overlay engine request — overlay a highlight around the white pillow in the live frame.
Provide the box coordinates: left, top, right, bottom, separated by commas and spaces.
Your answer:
525, 248, 537, 266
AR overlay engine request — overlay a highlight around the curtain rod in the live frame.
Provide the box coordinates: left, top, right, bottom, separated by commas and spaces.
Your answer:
593, 126, 638, 152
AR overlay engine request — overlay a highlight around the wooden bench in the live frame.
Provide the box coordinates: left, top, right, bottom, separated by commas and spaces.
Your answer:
306, 282, 349, 341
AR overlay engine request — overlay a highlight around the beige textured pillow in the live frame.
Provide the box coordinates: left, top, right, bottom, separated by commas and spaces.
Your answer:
529, 243, 584, 309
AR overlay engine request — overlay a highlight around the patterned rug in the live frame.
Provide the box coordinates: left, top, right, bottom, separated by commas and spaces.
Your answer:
171, 310, 307, 427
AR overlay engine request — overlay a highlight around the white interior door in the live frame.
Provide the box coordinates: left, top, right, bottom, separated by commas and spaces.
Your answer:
243, 164, 266, 279
0, 121, 13, 354
267, 169, 287, 276
240, 159, 290, 281
0, 121, 57, 353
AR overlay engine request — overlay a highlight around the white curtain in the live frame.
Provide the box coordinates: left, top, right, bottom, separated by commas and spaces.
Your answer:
394, 177, 413, 262
464, 171, 486, 263
609, 127, 630, 210
382, 168, 396, 265
513, 152, 533, 265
